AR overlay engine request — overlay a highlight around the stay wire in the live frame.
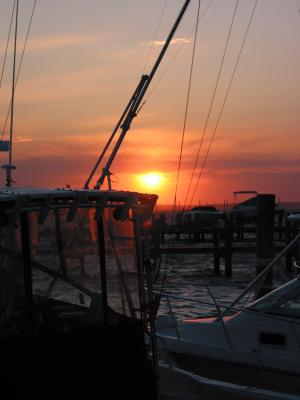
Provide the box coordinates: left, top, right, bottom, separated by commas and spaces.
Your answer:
144, 0, 214, 105
0, 0, 37, 142
0, 0, 16, 89
188, 0, 258, 208
183, 0, 239, 210
142, 0, 168, 75
154, 0, 214, 306
156, 0, 202, 307
173, 0, 201, 213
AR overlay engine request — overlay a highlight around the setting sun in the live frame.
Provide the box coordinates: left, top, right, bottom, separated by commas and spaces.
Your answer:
139, 172, 164, 189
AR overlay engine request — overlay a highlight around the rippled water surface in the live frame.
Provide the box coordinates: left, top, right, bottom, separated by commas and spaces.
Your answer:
155, 248, 295, 320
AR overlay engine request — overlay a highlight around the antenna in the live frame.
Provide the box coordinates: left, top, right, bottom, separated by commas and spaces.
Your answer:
2, 0, 19, 187
84, 0, 192, 190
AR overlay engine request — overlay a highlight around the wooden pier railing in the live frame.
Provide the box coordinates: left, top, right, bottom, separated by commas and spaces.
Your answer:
150, 194, 300, 279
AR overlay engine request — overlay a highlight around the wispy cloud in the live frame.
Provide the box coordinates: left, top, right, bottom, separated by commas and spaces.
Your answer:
0, 33, 106, 54
12, 65, 110, 104
14, 135, 32, 143
139, 38, 191, 47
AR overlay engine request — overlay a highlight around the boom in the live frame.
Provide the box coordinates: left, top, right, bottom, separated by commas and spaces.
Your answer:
84, 0, 192, 190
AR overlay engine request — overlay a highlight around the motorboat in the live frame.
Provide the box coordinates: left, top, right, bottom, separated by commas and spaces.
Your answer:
159, 363, 300, 400
232, 191, 284, 222
0, 2, 211, 398
157, 263, 300, 396
180, 206, 223, 226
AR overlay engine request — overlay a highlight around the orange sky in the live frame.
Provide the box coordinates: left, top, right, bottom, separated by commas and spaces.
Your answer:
0, 0, 299, 205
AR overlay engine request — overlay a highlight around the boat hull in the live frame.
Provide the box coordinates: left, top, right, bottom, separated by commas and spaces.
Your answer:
168, 350, 300, 396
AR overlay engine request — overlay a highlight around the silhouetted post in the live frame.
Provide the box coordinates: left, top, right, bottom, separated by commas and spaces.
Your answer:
175, 213, 181, 241
187, 214, 192, 242
278, 209, 283, 240
151, 214, 155, 243
235, 213, 244, 240
256, 194, 275, 298
292, 219, 300, 266
201, 230, 205, 242
159, 214, 166, 244
285, 212, 292, 272
151, 215, 160, 261
213, 222, 220, 274
224, 213, 233, 277
240, 217, 244, 240
194, 214, 200, 242
54, 208, 67, 276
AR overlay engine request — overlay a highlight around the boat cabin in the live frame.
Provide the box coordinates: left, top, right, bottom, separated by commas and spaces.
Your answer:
157, 273, 300, 395
248, 275, 300, 319
180, 205, 223, 225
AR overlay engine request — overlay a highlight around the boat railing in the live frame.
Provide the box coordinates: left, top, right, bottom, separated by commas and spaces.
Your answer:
156, 334, 178, 368
155, 218, 300, 349
222, 231, 300, 316
155, 290, 231, 311
155, 290, 235, 348
155, 284, 300, 350
205, 286, 233, 348
165, 294, 181, 340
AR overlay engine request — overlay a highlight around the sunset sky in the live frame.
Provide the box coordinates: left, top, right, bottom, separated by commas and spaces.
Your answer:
0, 0, 299, 205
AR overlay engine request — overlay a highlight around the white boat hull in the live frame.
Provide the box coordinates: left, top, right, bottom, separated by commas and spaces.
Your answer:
159, 364, 299, 400
165, 350, 300, 396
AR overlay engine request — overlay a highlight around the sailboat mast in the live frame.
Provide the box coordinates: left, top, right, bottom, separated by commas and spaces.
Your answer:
88, 0, 191, 190
7, 0, 19, 187
136, 0, 192, 103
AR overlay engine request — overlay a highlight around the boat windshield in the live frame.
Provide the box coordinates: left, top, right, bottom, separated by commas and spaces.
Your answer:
0, 192, 156, 337
248, 277, 300, 318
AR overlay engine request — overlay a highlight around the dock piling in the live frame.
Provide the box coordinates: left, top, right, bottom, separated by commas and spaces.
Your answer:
255, 194, 275, 297
224, 213, 233, 277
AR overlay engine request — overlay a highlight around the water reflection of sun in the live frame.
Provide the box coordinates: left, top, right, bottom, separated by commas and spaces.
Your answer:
138, 172, 164, 190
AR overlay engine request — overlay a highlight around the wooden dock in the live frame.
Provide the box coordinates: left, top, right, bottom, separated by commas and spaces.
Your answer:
150, 194, 300, 278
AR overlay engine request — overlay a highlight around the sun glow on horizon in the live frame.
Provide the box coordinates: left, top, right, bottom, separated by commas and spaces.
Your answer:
139, 172, 164, 189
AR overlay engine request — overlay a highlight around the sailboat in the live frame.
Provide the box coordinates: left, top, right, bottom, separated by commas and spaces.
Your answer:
0, 1, 211, 399
0, 1, 161, 398
152, 0, 300, 397
1, 1, 298, 399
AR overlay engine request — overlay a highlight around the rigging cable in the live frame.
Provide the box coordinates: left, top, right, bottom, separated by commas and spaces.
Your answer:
173, 0, 201, 212
7, 0, 19, 187
85, 0, 193, 189
142, 0, 168, 74
183, 0, 239, 210
0, 0, 16, 89
0, 0, 37, 142
188, 0, 258, 209
143, 0, 214, 106
156, 0, 202, 309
